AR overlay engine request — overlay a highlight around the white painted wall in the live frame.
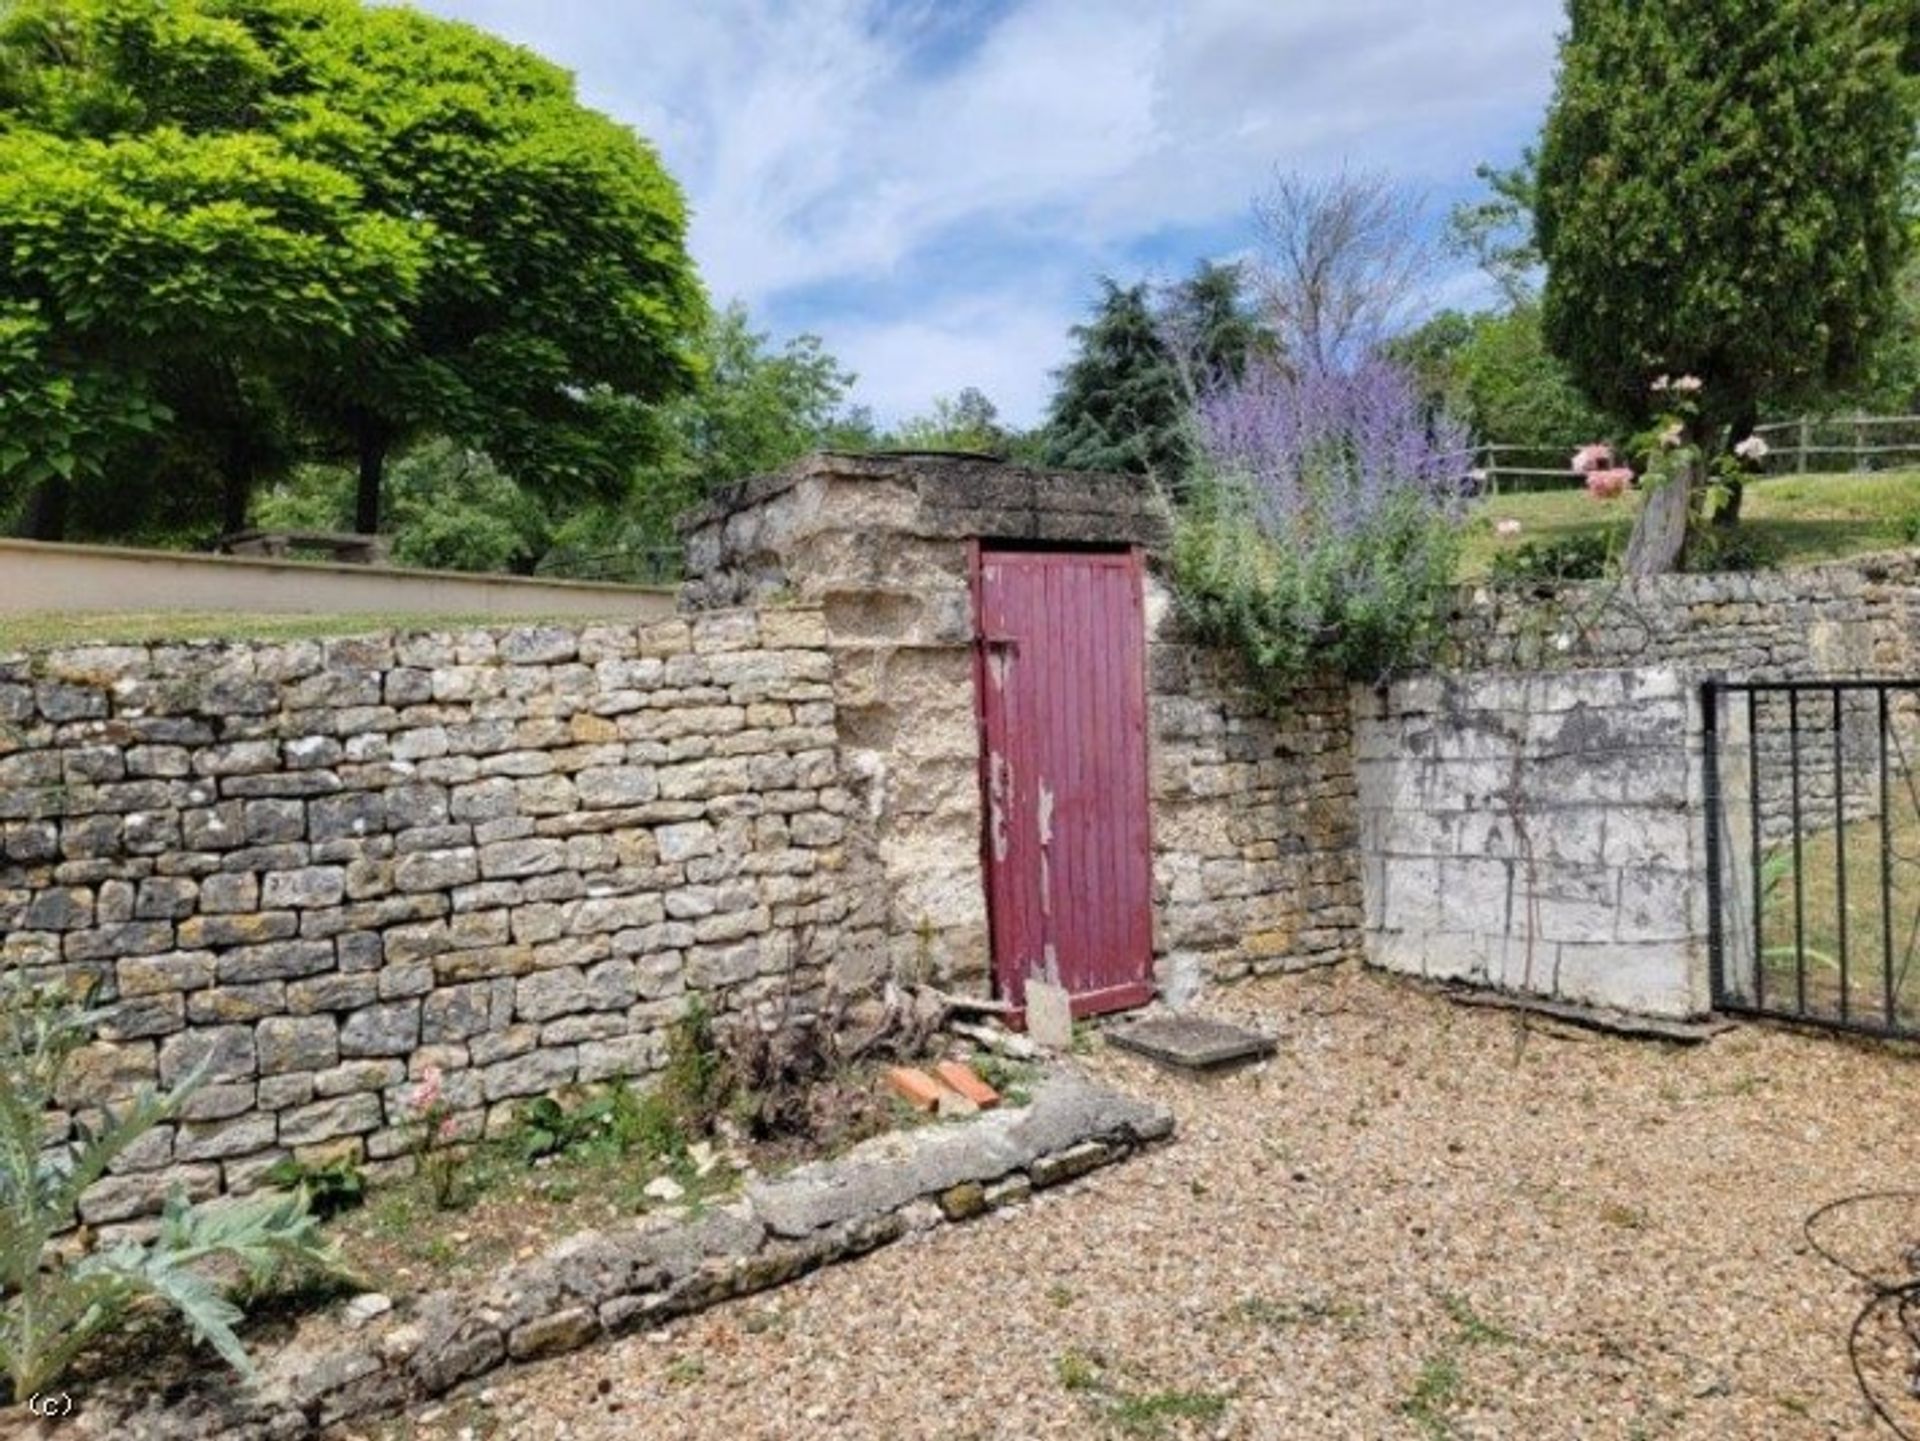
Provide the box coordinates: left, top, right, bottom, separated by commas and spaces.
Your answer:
1353, 667, 1710, 1018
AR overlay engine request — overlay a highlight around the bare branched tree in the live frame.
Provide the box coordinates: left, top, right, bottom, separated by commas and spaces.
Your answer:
1250, 168, 1432, 372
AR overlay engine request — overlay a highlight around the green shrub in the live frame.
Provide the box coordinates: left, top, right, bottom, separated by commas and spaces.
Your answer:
264, 1155, 367, 1221
1179, 357, 1471, 696
1486, 532, 1614, 585
0, 980, 331, 1401
515, 1079, 686, 1166
659, 998, 729, 1130
1171, 478, 1461, 696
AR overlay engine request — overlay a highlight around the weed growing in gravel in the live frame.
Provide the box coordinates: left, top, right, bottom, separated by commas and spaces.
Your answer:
1109, 1388, 1228, 1438
1599, 1200, 1650, 1230
1056, 1349, 1231, 1437
739, 1303, 789, 1336
1056, 1348, 1103, 1391
1046, 1282, 1076, 1309
1229, 1293, 1367, 1337
1401, 1353, 1464, 1438
666, 1355, 707, 1385
1439, 1292, 1514, 1347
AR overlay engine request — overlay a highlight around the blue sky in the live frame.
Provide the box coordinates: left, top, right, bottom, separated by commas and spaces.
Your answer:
419, 1, 1563, 427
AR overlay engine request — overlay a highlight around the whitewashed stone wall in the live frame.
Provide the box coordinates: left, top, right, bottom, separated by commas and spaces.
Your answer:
1, 609, 878, 1222
1354, 668, 1710, 1018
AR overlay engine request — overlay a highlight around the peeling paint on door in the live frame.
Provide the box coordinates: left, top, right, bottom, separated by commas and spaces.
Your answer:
974, 545, 1155, 1019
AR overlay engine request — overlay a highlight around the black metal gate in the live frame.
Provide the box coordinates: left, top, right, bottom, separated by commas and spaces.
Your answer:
1704, 679, 1920, 1037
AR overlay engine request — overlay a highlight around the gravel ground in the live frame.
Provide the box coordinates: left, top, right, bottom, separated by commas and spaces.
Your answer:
371, 966, 1920, 1441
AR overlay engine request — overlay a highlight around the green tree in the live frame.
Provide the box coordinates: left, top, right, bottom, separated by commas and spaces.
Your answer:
1041, 279, 1190, 487
545, 304, 858, 574
891, 387, 1012, 455
0, 0, 703, 540
1159, 260, 1272, 393
1535, 0, 1915, 567
1446, 156, 1542, 308
1394, 305, 1617, 450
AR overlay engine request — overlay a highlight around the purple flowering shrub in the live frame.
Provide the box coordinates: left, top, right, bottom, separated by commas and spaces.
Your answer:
1171, 355, 1475, 687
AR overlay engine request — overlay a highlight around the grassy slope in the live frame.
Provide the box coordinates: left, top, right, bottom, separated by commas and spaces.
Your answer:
1463, 469, 1920, 578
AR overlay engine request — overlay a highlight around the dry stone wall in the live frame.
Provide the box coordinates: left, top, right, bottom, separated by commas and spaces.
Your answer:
1450, 550, 1920, 678
0, 609, 878, 1221
1145, 584, 1361, 1002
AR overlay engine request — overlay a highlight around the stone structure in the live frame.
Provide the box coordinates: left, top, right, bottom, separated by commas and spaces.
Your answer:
15, 452, 1919, 1225
681, 453, 1362, 1004
3, 454, 1363, 1220
1355, 668, 1709, 1018
1, 610, 874, 1221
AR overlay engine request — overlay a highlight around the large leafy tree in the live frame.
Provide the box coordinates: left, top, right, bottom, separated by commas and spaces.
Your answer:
1536, 0, 1914, 566
1393, 305, 1616, 450
0, 0, 703, 541
1042, 279, 1190, 488
543, 303, 858, 574
1159, 259, 1272, 394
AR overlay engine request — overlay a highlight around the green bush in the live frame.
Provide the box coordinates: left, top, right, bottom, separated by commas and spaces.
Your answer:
515, 1079, 685, 1166
264, 1155, 367, 1221
1486, 532, 1614, 586
0, 980, 331, 1401
1171, 478, 1461, 696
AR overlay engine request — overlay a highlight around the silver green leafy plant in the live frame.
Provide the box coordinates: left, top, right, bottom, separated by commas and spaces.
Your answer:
0, 980, 333, 1403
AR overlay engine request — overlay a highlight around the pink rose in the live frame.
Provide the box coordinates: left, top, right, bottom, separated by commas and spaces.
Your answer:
1571, 443, 1613, 474
1586, 467, 1633, 500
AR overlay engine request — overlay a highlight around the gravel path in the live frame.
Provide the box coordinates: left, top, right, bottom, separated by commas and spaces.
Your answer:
373, 966, 1920, 1440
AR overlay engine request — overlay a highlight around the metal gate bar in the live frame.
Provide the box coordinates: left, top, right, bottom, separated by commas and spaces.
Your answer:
1704, 679, 1920, 1038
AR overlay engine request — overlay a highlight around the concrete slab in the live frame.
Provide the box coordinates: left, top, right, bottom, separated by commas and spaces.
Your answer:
1110, 1015, 1276, 1071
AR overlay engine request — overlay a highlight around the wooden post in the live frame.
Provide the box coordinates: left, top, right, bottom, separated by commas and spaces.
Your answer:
1624, 455, 1693, 576
1797, 418, 1810, 475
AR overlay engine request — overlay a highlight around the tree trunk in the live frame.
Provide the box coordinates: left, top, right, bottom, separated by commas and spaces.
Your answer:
220, 434, 255, 535
354, 420, 388, 536
1624, 460, 1691, 576
1713, 405, 1758, 528
22, 477, 70, 542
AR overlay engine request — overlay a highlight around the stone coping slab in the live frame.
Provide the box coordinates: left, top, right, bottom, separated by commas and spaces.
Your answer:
1108, 1015, 1278, 1072
64, 1071, 1172, 1441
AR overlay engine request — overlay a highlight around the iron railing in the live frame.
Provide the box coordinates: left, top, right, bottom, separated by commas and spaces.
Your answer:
1705, 679, 1920, 1038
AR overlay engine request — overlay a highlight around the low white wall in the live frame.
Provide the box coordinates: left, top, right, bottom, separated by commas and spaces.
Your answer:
1353, 667, 1710, 1018
0, 538, 674, 620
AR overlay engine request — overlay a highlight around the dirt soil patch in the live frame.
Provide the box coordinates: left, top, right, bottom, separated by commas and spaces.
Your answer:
369, 966, 1920, 1440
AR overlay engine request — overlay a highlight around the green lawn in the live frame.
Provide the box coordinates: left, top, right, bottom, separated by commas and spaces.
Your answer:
0, 610, 596, 652
1464, 469, 1920, 578
1751, 800, 1920, 1029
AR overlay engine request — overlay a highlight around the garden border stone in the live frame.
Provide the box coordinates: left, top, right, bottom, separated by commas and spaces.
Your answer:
68, 1071, 1172, 1441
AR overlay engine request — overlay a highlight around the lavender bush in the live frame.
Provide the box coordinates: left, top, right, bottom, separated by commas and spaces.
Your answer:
1171, 355, 1475, 689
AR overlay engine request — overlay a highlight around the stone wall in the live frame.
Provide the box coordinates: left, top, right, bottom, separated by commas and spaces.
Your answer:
1, 609, 878, 1222
1355, 668, 1709, 1018
681, 454, 1364, 1001
1145, 583, 1361, 1002
1449, 549, 1920, 678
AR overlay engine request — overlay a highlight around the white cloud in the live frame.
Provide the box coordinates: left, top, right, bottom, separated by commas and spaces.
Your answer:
419, 0, 1561, 424
830, 290, 1083, 428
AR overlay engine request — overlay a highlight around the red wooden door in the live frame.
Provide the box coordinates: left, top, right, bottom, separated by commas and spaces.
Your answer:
974, 546, 1154, 1018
